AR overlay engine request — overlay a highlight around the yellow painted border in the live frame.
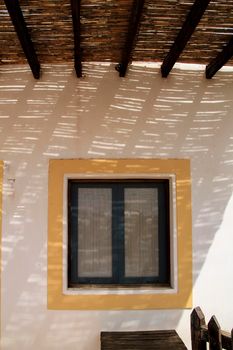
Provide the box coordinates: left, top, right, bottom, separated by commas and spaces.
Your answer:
48, 159, 192, 310
0, 161, 3, 327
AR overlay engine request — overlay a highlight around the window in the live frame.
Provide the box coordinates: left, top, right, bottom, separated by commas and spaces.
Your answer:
48, 159, 192, 310
68, 180, 170, 287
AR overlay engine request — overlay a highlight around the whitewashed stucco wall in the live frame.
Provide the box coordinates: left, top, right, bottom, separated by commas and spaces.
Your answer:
1, 63, 233, 350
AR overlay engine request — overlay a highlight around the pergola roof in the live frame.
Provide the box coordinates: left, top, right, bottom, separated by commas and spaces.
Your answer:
1, 0, 233, 79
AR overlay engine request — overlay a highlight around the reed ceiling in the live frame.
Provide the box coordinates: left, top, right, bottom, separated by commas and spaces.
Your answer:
0, 0, 233, 78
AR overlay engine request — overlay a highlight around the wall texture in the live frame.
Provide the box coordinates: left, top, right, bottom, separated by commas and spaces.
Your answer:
0, 63, 233, 350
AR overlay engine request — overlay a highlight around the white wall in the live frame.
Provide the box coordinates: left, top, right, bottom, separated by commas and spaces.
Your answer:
1, 63, 233, 350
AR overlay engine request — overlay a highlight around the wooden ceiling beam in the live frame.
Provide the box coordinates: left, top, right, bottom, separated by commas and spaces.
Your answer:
116, 0, 144, 77
206, 36, 233, 78
161, 0, 211, 78
4, 0, 40, 79
70, 0, 82, 77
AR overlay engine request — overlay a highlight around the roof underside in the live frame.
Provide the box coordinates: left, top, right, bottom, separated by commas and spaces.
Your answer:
0, 0, 233, 77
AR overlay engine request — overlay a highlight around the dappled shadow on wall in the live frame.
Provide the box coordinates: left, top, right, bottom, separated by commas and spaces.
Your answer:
0, 63, 233, 348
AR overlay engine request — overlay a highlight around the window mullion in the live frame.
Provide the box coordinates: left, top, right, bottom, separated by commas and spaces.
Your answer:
68, 182, 79, 286
158, 182, 170, 284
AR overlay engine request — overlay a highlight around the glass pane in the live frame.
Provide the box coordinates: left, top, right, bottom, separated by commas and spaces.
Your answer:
77, 188, 112, 277
124, 188, 159, 277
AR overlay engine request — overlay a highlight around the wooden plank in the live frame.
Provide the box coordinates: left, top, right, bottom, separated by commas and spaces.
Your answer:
206, 36, 233, 78
231, 329, 233, 350
4, 0, 40, 79
116, 0, 144, 77
221, 330, 232, 350
202, 326, 232, 350
208, 316, 222, 350
161, 0, 211, 77
70, 0, 82, 77
101, 330, 187, 350
191, 307, 207, 350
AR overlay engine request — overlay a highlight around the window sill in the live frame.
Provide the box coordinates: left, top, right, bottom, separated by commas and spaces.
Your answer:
64, 283, 175, 296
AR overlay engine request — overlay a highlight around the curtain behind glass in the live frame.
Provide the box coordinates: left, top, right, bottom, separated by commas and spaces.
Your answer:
77, 188, 112, 277
124, 188, 159, 277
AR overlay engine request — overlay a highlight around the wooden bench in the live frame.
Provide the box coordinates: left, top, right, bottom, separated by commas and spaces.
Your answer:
101, 330, 187, 350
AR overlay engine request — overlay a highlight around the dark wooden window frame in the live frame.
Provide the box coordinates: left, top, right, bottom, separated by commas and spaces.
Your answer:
68, 179, 170, 288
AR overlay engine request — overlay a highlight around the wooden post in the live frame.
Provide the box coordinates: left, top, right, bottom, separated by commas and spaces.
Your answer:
206, 37, 233, 79
4, 0, 40, 79
191, 307, 207, 350
208, 316, 222, 350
